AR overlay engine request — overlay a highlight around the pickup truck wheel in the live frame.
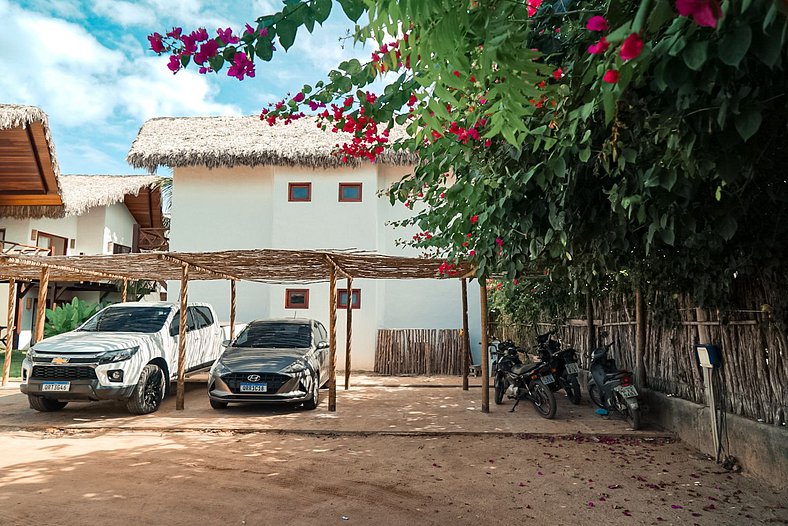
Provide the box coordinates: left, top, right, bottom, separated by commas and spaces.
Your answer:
28, 394, 68, 412
126, 364, 165, 415
210, 399, 228, 410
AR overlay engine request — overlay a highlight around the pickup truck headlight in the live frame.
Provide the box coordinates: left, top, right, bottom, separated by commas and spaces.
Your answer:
98, 347, 139, 364
25, 349, 36, 362
282, 361, 306, 374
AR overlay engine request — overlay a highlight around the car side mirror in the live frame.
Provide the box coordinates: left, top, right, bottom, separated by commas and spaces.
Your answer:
317, 341, 329, 349
222, 339, 231, 347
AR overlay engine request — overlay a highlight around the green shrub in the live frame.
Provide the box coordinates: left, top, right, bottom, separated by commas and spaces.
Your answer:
44, 298, 100, 338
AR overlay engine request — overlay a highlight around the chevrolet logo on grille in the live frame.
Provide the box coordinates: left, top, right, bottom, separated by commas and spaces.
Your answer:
51, 357, 70, 364
247, 374, 261, 382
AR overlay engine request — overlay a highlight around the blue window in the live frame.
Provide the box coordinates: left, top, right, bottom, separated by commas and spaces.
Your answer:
339, 183, 362, 202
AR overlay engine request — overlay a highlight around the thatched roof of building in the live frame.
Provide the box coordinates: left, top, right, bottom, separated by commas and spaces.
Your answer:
127, 115, 418, 172
0, 175, 161, 219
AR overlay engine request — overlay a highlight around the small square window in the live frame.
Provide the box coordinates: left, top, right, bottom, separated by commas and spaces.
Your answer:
337, 289, 361, 309
339, 183, 362, 202
285, 289, 310, 309
288, 183, 312, 202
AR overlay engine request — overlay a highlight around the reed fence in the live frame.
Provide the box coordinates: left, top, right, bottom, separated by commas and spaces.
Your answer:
374, 329, 465, 375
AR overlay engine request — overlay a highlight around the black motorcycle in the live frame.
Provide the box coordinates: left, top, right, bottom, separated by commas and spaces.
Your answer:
535, 330, 583, 405
588, 332, 641, 430
493, 341, 557, 419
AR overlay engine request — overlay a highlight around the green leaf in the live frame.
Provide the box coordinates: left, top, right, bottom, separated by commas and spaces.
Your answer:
255, 39, 274, 61
312, 0, 332, 23
717, 215, 738, 241
578, 147, 591, 162
277, 19, 298, 51
660, 227, 675, 245
752, 19, 784, 67
208, 54, 224, 71
682, 41, 708, 71
338, 0, 365, 22
735, 110, 762, 141
648, 0, 676, 32
718, 24, 752, 67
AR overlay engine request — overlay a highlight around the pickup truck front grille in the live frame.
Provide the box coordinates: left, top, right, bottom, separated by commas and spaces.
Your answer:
31, 366, 97, 381
222, 373, 290, 394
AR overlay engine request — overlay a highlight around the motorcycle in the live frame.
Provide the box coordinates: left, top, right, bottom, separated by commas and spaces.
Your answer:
587, 331, 641, 430
493, 340, 557, 419
535, 330, 583, 405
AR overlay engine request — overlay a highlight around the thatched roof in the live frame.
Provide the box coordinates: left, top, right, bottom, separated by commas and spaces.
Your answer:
0, 175, 161, 219
127, 115, 418, 172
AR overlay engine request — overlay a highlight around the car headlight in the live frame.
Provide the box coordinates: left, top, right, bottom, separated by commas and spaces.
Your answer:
282, 361, 306, 374
98, 347, 139, 364
210, 359, 232, 377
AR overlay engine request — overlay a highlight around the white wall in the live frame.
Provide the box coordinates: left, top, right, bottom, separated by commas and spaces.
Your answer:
103, 203, 136, 253
75, 207, 105, 255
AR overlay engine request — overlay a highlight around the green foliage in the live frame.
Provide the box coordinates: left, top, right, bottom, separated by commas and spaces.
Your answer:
44, 298, 100, 338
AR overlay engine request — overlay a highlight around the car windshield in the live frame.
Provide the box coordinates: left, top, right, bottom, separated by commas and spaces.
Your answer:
79, 307, 172, 333
233, 323, 311, 349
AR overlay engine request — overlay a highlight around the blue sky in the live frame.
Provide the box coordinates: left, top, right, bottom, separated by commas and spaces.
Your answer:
3, 0, 369, 175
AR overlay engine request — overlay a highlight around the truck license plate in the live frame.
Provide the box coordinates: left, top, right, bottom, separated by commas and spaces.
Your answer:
616, 385, 638, 398
240, 383, 267, 393
41, 381, 70, 392
565, 363, 579, 375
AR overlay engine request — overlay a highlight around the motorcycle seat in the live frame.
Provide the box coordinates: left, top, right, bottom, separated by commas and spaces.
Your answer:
604, 371, 628, 380
512, 363, 540, 375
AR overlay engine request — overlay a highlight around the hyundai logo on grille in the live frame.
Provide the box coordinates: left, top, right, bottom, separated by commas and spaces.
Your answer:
247, 374, 261, 382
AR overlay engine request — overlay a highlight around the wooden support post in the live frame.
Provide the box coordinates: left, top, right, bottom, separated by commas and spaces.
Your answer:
479, 277, 490, 413
34, 267, 50, 344
121, 279, 128, 303
586, 293, 595, 353
635, 288, 646, 387
461, 278, 471, 391
2, 278, 17, 386
328, 265, 338, 411
344, 277, 352, 390
229, 280, 237, 340
176, 264, 189, 411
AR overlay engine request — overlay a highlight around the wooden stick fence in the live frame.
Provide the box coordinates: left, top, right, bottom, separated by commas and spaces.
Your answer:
374, 329, 465, 375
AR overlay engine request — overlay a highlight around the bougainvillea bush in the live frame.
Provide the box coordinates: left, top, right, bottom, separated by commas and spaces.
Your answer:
148, 0, 787, 314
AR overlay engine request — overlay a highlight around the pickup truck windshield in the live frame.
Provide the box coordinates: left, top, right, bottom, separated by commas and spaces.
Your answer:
79, 307, 172, 333
233, 323, 311, 349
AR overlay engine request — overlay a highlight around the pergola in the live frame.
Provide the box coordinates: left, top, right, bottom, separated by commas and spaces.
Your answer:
0, 249, 493, 412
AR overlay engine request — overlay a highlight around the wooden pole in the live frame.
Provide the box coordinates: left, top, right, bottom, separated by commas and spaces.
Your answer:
34, 267, 50, 344
461, 278, 471, 390
229, 280, 237, 340
2, 278, 17, 386
479, 277, 490, 413
344, 277, 352, 390
121, 279, 128, 303
176, 263, 189, 411
635, 288, 646, 387
328, 264, 338, 411
586, 292, 595, 354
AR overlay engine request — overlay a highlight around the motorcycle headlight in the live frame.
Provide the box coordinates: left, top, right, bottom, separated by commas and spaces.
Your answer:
98, 347, 139, 364
282, 361, 306, 374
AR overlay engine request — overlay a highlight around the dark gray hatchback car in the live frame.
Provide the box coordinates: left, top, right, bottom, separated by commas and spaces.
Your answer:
207, 319, 330, 410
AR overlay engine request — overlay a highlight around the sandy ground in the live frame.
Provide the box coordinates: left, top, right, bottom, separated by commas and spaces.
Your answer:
0, 430, 784, 526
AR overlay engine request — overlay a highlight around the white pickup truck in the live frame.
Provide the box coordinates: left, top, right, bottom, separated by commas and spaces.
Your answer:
20, 301, 223, 414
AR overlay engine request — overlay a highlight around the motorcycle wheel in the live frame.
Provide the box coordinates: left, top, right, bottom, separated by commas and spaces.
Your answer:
528, 380, 557, 420
588, 381, 604, 408
616, 392, 641, 430
494, 373, 506, 405
565, 376, 582, 405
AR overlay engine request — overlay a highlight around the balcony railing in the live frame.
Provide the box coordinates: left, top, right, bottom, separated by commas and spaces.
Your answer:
0, 240, 51, 256
138, 228, 169, 251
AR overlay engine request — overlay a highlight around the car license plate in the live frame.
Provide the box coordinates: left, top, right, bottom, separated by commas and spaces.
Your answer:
616, 385, 638, 398
41, 381, 70, 392
541, 374, 555, 385
565, 363, 580, 375
240, 383, 267, 393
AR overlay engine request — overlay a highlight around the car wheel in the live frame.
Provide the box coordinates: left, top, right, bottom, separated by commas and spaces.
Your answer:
28, 394, 68, 412
303, 373, 320, 410
209, 399, 228, 410
126, 364, 165, 415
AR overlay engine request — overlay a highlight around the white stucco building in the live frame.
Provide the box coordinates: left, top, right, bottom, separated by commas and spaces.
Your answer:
128, 116, 482, 370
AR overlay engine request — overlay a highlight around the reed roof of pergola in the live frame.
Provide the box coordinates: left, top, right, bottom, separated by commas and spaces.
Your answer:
0, 249, 474, 283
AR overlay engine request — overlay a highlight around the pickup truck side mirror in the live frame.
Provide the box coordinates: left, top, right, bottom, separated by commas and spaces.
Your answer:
317, 341, 329, 349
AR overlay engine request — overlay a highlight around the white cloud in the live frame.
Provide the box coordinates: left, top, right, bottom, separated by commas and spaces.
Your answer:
91, 0, 156, 27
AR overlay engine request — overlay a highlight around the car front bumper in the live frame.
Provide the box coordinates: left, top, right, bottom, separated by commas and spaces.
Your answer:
21, 379, 136, 401
207, 375, 312, 404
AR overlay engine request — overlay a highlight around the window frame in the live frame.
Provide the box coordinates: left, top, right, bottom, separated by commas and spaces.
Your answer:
338, 182, 363, 202
288, 182, 312, 202
36, 231, 68, 256
337, 289, 362, 309
285, 288, 310, 309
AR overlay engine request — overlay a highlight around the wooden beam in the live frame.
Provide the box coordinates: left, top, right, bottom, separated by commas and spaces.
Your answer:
328, 264, 337, 411
34, 267, 49, 344
635, 288, 646, 387
159, 253, 241, 281
323, 253, 351, 279
229, 280, 237, 340
175, 263, 189, 411
0, 195, 63, 206
479, 277, 490, 413
586, 293, 596, 354
344, 277, 352, 390
121, 279, 128, 303
2, 278, 16, 386
5, 255, 131, 281
461, 278, 471, 391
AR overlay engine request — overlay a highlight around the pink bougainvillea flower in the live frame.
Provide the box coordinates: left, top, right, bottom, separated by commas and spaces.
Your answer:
676, 0, 721, 28
484, 139, 492, 147
495, 237, 504, 247
619, 33, 644, 61
167, 55, 181, 73
470, 215, 479, 224
552, 67, 563, 80
603, 69, 620, 83
407, 94, 418, 107
293, 92, 305, 103
227, 52, 255, 80
452, 70, 461, 78
587, 37, 610, 55
166, 27, 182, 39
527, 0, 542, 16
194, 39, 219, 65
217, 27, 239, 45
148, 32, 165, 53
469, 250, 476, 257
586, 16, 609, 31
